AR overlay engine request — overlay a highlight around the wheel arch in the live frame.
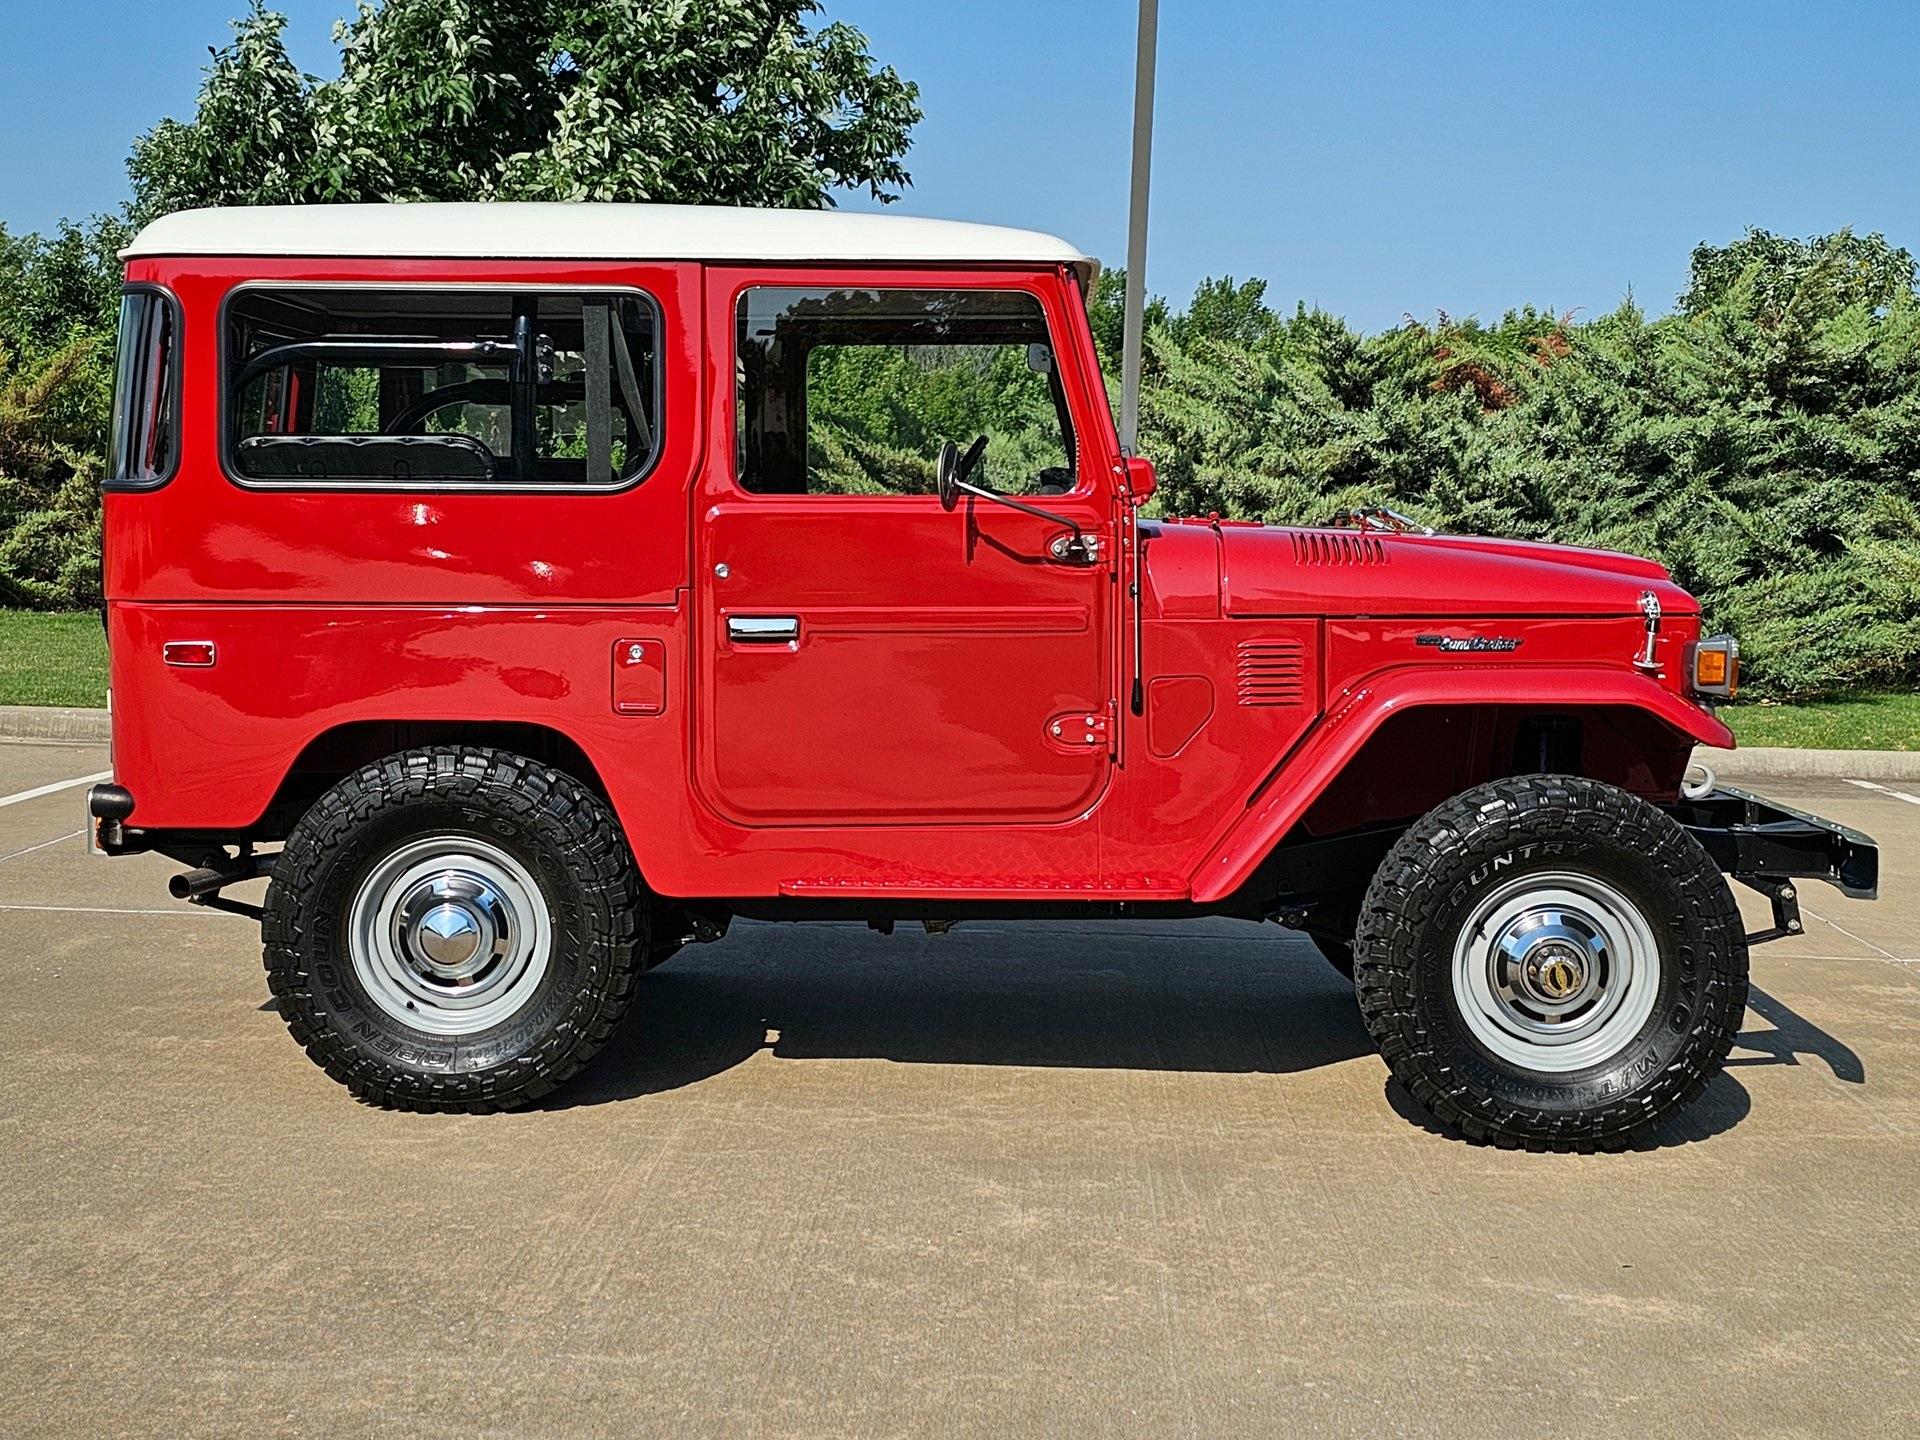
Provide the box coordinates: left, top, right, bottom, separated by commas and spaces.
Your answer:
1193, 665, 1732, 905
258, 718, 617, 835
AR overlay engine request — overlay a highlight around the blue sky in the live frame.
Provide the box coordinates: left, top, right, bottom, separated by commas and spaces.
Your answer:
2, 0, 1917, 330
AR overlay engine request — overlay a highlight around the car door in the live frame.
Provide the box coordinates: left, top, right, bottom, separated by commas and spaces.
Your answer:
693, 268, 1115, 828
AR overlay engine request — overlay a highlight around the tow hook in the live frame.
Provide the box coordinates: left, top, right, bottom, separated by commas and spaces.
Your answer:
169, 846, 270, 920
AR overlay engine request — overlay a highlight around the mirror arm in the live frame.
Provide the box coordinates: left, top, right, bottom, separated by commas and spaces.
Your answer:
950, 476, 1083, 535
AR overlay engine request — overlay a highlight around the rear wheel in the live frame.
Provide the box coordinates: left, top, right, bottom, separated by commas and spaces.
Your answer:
263, 747, 645, 1111
1354, 775, 1748, 1151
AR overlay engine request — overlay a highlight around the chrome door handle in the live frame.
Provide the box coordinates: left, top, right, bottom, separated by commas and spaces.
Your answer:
727, 616, 799, 644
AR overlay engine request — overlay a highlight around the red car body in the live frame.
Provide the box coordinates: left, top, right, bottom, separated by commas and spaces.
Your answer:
103, 234, 1732, 912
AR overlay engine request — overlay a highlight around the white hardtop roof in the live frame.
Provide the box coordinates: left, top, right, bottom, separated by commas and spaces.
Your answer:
123, 202, 1097, 282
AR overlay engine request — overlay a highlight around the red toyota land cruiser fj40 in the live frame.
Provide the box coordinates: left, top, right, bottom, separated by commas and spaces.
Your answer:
91, 203, 1877, 1148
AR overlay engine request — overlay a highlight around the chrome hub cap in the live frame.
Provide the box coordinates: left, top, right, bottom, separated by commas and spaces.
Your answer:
348, 836, 552, 1036
414, 901, 485, 972
1452, 871, 1661, 1073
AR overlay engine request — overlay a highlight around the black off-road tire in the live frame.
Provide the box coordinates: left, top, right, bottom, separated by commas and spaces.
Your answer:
1354, 775, 1748, 1151
262, 747, 645, 1112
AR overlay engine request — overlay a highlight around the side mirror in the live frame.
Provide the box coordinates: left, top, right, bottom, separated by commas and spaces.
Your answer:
1124, 456, 1157, 506
937, 435, 989, 511
937, 439, 960, 510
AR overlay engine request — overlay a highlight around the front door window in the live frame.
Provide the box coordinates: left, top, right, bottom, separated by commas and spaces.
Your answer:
735, 287, 1076, 498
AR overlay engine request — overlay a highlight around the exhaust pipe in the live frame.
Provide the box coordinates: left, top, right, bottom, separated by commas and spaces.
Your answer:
168, 866, 232, 900
168, 851, 268, 917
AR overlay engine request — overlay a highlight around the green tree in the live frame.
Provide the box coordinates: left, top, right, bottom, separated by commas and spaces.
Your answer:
1680, 227, 1916, 318
1167, 276, 1278, 348
1122, 251, 1920, 699
1083, 267, 1170, 373
0, 336, 108, 607
0, 221, 125, 608
129, 0, 923, 220
0, 217, 131, 351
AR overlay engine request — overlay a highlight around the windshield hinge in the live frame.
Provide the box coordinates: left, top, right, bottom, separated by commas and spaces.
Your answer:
1046, 708, 1112, 752
1049, 532, 1103, 565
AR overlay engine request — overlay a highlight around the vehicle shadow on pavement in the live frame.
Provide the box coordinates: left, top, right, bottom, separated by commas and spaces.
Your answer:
1724, 983, 1866, 1084
543, 922, 1377, 1109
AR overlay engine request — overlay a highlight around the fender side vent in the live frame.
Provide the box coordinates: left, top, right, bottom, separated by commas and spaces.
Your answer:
1291, 531, 1387, 565
1237, 639, 1307, 707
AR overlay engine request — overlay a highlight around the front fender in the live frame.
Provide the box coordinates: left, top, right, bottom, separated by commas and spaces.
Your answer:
1187, 664, 1733, 905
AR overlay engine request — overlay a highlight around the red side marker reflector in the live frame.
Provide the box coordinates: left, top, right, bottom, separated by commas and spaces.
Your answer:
162, 641, 216, 667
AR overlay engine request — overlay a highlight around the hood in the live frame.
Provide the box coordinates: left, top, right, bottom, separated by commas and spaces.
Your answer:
1152, 520, 1695, 619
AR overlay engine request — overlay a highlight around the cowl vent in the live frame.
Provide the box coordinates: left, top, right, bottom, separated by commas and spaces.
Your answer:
1291, 531, 1388, 566
1237, 638, 1308, 707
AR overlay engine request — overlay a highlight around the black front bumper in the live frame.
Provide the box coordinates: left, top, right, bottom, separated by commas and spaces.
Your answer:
1671, 785, 1879, 901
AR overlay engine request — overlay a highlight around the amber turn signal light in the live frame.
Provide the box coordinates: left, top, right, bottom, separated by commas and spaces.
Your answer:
1689, 635, 1739, 699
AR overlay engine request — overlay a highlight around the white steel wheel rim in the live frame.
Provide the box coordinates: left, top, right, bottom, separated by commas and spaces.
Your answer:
1450, 869, 1662, 1074
347, 835, 553, 1037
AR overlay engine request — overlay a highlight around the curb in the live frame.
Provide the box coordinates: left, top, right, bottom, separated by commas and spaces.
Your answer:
0, 706, 1914, 780
0, 705, 111, 742
1695, 745, 1920, 782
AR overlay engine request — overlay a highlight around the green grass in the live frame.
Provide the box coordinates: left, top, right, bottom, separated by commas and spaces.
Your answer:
0, 610, 108, 707
1723, 692, 1920, 750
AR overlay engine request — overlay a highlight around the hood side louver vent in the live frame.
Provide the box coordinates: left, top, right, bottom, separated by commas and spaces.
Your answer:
1291, 532, 1388, 566
1237, 638, 1307, 707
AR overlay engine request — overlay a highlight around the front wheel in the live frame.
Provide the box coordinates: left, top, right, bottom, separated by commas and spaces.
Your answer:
1355, 775, 1748, 1151
263, 747, 645, 1111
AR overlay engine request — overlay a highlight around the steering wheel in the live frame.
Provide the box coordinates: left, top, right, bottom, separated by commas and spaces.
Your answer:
936, 434, 990, 510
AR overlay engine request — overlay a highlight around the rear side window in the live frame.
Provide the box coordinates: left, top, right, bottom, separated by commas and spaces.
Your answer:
224, 288, 660, 488
108, 288, 179, 487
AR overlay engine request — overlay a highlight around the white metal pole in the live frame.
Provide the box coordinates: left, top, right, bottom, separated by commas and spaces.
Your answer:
1120, 0, 1159, 453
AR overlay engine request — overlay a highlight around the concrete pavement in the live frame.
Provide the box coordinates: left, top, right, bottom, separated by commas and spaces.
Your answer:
2, 737, 1916, 1437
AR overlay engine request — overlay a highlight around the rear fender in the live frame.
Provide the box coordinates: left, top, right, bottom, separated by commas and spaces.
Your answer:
1188, 665, 1732, 905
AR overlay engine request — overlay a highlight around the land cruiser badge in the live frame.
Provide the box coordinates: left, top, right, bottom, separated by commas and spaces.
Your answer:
1415, 634, 1524, 653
